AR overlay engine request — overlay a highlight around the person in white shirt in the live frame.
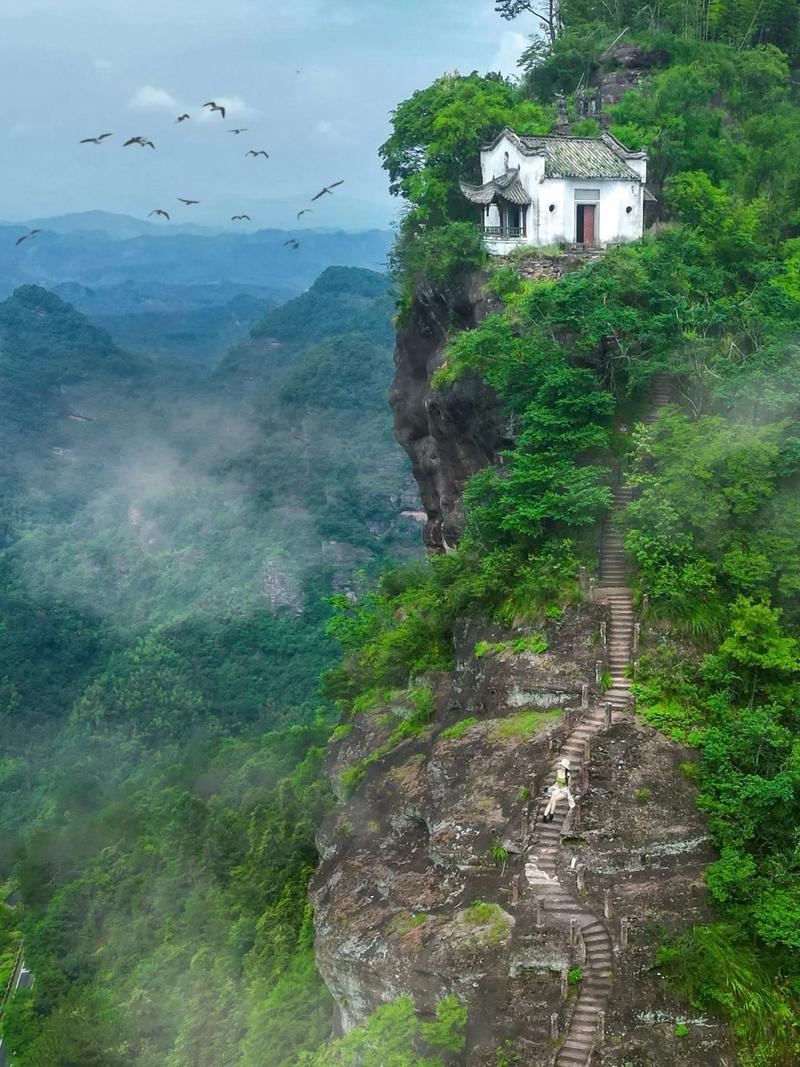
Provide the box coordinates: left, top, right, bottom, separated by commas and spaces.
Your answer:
541, 758, 575, 823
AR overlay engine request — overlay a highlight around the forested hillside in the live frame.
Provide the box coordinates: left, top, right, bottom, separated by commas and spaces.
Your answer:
4, 0, 800, 1064
0, 221, 393, 368
0, 268, 419, 1065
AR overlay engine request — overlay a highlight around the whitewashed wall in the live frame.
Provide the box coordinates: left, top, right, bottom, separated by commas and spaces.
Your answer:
478, 133, 645, 253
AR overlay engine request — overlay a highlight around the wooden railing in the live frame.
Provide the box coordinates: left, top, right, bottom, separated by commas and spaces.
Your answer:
482, 225, 525, 238
0, 947, 22, 1021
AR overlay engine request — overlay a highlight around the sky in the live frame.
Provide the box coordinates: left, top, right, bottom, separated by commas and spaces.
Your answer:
1, 0, 532, 231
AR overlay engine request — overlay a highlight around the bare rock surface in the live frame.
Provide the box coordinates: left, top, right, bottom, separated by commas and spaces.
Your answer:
310, 610, 736, 1064
389, 273, 509, 551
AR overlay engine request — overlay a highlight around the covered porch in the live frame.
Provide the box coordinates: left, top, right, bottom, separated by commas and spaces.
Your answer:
459, 168, 531, 253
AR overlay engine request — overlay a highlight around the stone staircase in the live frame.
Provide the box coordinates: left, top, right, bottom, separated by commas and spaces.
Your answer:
524, 705, 614, 1067
643, 374, 674, 423
599, 373, 674, 713
522, 376, 674, 1064
598, 485, 635, 715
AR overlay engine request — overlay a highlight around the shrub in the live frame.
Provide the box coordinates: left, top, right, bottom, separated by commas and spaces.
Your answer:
510, 634, 549, 655
440, 717, 478, 740
462, 901, 511, 945
490, 840, 509, 871
475, 640, 507, 658
492, 709, 562, 740
657, 924, 799, 1064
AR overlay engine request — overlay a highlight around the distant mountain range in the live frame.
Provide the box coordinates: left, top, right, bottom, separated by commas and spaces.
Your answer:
0, 212, 395, 365
0, 211, 224, 240
0, 212, 393, 294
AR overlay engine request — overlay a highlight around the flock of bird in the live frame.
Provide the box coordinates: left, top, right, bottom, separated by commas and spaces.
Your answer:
14, 100, 345, 247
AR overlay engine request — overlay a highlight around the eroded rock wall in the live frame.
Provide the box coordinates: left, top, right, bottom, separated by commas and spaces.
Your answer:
388, 274, 509, 551
310, 610, 734, 1065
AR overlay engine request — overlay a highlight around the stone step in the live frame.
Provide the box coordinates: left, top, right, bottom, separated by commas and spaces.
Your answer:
557, 1050, 593, 1065
568, 1022, 600, 1035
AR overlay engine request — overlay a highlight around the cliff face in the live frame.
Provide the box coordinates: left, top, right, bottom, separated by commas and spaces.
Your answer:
388, 274, 509, 550
310, 612, 733, 1065
311, 278, 734, 1064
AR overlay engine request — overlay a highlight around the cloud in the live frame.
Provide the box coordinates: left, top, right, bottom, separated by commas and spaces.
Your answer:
93, 58, 113, 72
313, 119, 354, 145
129, 85, 179, 111
492, 30, 528, 77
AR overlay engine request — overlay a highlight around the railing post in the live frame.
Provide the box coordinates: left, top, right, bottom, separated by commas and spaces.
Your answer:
576, 865, 586, 893
511, 874, 520, 906
583, 737, 591, 763
579, 564, 588, 595
550, 1012, 559, 1040
560, 968, 569, 1002
581, 682, 589, 709
600, 621, 607, 648
596, 1010, 606, 1046
604, 888, 613, 922
570, 918, 578, 950
641, 593, 649, 616
536, 897, 546, 932
620, 917, 629, 949
573, 796, 582, 827
604, 701, 612, 727
633, 621, 641, 657
595, 660, 603, 686
581, 764, 589, 793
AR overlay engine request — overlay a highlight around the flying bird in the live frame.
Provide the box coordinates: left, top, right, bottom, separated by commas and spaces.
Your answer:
284, 238, 300, 249
311, 180, 344, 201
149, 209, 170, 220
176, 114, 190, 123
231, 214, 251, 221
297, 209, 313, 220
203, 101, 226, 119
177, 198, 200, 206
123, 136, 155, 148
15, 229, 41, 246
79, 133, 113, 144
228, 128, 248, 134
246, 150, 268, 158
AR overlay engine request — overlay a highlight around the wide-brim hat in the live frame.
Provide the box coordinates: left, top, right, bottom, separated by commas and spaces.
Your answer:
559, 758, 570, 769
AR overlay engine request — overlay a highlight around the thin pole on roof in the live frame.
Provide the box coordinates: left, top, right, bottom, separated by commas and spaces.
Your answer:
599, 27, 629, 59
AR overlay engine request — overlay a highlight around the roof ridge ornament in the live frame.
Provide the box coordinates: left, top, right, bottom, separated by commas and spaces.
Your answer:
554, 90, 571, 135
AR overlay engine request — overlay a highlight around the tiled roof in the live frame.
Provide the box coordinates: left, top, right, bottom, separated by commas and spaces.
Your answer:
484, 128, 645, 181
460, 168, 532, 205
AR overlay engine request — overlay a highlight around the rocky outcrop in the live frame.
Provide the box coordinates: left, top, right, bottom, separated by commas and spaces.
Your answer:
310, 603, 734, 1065
596, 43, 670, 111
389, 274, 510, 550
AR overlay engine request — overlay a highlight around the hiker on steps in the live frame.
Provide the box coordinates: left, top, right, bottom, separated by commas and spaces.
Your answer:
541, 758, 575, 823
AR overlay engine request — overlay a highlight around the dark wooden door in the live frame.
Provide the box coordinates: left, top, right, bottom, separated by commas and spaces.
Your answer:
584, 204, 596, 244
577, 203, 596, 244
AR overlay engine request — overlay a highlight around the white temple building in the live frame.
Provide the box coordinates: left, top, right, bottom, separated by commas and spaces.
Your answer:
460, 127, 654, 255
